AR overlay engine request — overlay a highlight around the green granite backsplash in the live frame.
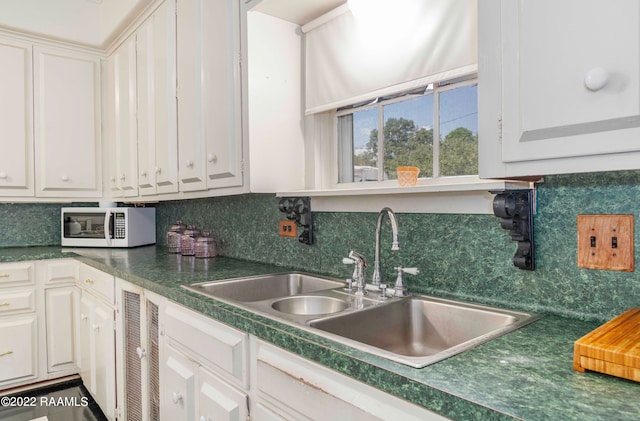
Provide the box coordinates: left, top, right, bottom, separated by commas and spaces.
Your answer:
1, 171, 638, 321
0, 203, 64, 247
155, 171, 640, 322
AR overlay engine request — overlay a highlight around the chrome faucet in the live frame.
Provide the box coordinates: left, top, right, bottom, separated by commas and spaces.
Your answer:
371, 207, 400, 288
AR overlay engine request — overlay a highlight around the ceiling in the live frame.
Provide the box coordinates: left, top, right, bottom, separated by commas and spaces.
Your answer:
0, 0, 154, 48
251, 0, 347, 25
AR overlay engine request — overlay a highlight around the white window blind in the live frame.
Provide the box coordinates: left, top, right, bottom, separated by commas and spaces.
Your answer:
304, 0, 477, 115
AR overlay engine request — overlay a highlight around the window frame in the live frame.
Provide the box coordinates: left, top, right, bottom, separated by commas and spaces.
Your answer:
335, 76, 478, 186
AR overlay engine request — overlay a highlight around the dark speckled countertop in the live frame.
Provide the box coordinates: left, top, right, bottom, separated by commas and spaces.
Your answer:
2, 246, 638, 420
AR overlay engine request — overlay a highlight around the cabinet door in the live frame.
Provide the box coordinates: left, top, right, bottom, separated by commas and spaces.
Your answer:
198, 367, 248, 421
45, 286, 78, 373
33, 46, 101, 197
79, 293, 116, 420
177, 0, 243, 192
137, 0, 179, 196
107, 37, 138, 197
484, 0, 640, 176
93, 301, 116, 419
0, 37, 33, 196
161, 344, 196, 421
0, 315, 37, 386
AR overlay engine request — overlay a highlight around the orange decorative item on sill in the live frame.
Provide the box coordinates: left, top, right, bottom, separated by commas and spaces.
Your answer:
397, 166, 420, 187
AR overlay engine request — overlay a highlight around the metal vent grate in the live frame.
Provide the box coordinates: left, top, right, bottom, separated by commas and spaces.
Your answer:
148, 301, 160, 420
123, 290, 142, 421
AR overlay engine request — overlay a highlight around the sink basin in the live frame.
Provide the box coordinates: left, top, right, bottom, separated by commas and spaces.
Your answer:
309, 295, 540, 367
183, 272, 344, 302
183, 272, 540, 368
272, 295, 349, 315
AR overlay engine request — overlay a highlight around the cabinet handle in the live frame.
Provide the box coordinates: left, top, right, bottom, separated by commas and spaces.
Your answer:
155, 167, 162, 175
186, 160, 194, 168
92, 324, 100, 332
61, 175, 69, 182
584, 67, 609, 91
120, 174, 126, 181
140, 170, 147, 178
110, 176, 116, 182
0, 172, 7, 179
172, 392, 182, 404
0, 351, 13, 357
199, 417, 211, 421
81, 313, 88, 321
84, 278, 94, 285
0, 274, 9, 278
207, 154, 217, 164
136, 346, 146, 359
0, 302, 10, 307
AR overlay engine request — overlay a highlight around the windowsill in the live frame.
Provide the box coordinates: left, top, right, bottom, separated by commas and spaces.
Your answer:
276, 176, 533, 214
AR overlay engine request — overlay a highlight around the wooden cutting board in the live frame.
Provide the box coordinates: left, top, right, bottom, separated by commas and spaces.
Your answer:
574, 308, 640, 382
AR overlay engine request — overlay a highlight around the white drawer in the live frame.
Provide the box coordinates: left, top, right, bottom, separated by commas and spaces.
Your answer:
78, 263, 114, 305
0, 262, 35, 288
0, 314, 38, 385
38, 259, 78, 285
0, 289, 36, 315
164, 302, 248, 388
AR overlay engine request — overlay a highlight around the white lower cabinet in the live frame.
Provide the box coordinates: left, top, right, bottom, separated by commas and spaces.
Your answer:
116, 280, 163, 421
0, 315, 38, 386
78, 263, 116, 420
161, 301, 249, 421
44, 285, 79, 373
0, 261, 38, 389
40, 259, 80, 376
250, 338, 448, 421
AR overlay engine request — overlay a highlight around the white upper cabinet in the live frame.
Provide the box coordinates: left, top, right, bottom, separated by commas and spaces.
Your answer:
107, 36, 138, 198
0, 38, 33, 197
479, 0, 640, 178
176, 0, 243, 192
137, 0, 179, 196
33, 46, 102, 197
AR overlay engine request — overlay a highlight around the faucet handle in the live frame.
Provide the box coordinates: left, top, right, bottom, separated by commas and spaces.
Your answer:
342, 257, 356, 265
393, 266, 419, 297
397, 267, 420, 276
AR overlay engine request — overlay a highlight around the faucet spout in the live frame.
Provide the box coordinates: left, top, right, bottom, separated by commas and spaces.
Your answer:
372, 207, 400, 287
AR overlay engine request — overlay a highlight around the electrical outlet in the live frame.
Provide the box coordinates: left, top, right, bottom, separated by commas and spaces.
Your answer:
279, 220, 297, 238
577, 214, 634, 271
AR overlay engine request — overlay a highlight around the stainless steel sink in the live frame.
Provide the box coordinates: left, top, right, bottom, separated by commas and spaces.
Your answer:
309, 295, 540, 367
182, 272, 540, 368
183, 272, 344, 302
272, 295, 349, 315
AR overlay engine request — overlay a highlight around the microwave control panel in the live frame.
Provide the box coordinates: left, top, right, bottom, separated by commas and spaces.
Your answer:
114, 213, 126, 239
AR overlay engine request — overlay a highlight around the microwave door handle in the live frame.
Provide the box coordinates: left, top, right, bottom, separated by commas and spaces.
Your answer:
104, 210, 112, 246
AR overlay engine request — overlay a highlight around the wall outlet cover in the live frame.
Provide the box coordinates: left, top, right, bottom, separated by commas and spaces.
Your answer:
577, 214, 634, 272
279, 220, 297, 238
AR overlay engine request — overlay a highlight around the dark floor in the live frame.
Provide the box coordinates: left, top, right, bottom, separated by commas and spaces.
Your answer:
0, 379, 107, 421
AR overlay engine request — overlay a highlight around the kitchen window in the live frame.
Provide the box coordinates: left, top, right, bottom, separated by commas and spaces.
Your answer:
337, 77, 478, 184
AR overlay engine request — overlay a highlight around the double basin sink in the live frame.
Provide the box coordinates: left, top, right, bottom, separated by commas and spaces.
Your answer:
182, 272, 540, 368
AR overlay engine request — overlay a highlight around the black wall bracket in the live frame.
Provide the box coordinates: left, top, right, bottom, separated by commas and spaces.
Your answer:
278, 197, 314, 245
491, 190, 535, 270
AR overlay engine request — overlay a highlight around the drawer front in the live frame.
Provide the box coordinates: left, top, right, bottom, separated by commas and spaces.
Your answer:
164, 302, 248, 388
39, 259, 78, 285
78, 264, 114, 304
0, 315, 38, 385
0, 289, 36, 315
0, 262, 34, 288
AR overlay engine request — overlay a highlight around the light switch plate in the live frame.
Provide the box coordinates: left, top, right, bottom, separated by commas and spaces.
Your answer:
577, 214, 634, 271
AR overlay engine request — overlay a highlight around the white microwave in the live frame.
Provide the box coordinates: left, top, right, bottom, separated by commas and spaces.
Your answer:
61, 207, 156, 248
